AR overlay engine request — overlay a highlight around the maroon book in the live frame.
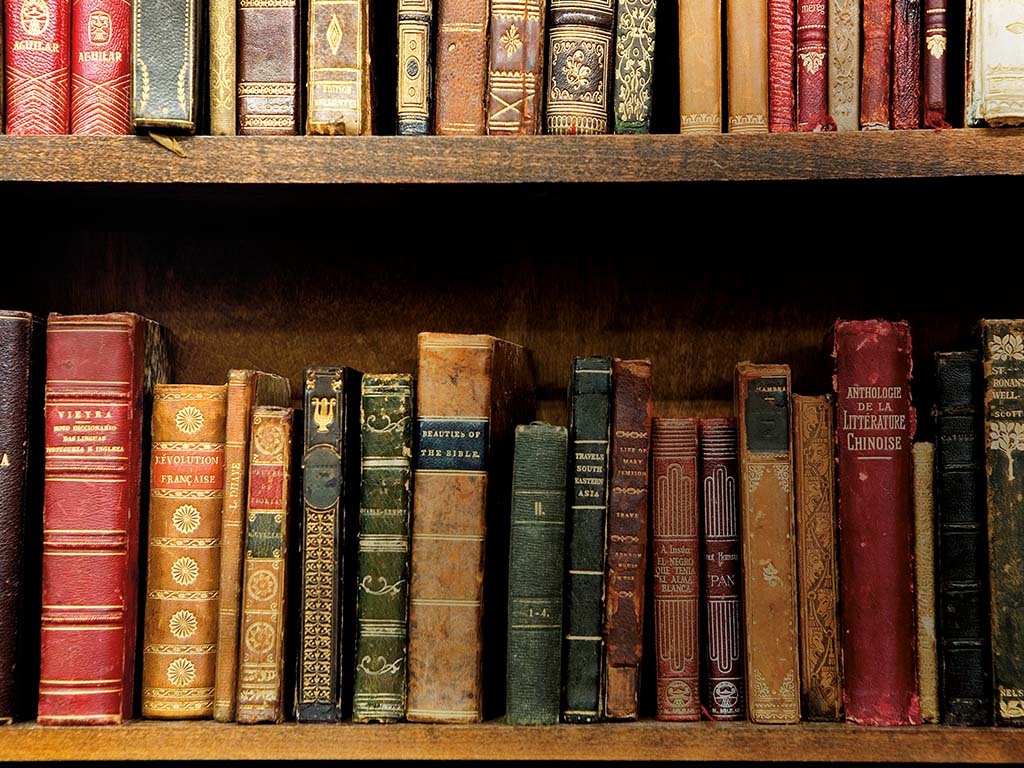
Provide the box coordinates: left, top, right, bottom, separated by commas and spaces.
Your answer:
651, 418, 700, 721
795, 0, 834, 130
892, 0, 922, 128
768, 0, 795, 131
832, 319, 920, 726
922, 0, 948, 127
860, 0, 892, 128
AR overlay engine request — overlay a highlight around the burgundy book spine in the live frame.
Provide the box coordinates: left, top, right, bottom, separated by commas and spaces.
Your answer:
4, 0, 70, 133
70, 0, 130, 133
922, 0, 947, 127
833, 319, 921, 726
892, 0, 921, 129
768, 0, 795, 131
860, 0, 892, 128
651, 418, 700, 722
795, 0, 832, 130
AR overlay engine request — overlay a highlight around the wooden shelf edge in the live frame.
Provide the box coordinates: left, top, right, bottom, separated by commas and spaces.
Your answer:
0, 130, 1023, 185
0, 720, 1022, 762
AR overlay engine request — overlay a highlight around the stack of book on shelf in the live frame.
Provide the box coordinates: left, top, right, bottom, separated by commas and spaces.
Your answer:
1, 311, 1023, 729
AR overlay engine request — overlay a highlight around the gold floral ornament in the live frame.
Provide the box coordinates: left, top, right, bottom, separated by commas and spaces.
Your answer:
761, 560, 782, 587
501, 23, 523, 55
172, 504, 201, 534
175, 405, 205, 435
926, 34, 946, 58
798, 51, 825, 75
990, 333, 1024, 362
167, 658, 196, 687
563, 49, 592, 91
169, 609, 198, 639
989, 421, 1024, 481
171, 556, 200, 586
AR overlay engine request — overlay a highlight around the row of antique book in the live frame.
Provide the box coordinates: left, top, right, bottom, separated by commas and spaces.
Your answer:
0, 312, 1020, 726
2, 0, 1023, 136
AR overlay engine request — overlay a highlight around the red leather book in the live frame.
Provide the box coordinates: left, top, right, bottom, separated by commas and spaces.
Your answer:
860, 0, 891, 128
891, 0, 921, 129
651, 418, 700, 721
795, 0, 833, 130
922, 0, 947, 127
768, 0, 795, 131
4, 0, 70, 133
70, 0, 130, 134
832, 319, 920, 726
37, 313, 168, 725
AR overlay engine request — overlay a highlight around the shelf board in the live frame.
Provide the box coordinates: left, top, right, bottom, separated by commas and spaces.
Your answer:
0, 130, 1023, 184
1, 720, 1022, 762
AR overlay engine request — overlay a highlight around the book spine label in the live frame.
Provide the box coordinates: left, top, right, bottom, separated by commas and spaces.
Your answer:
966, 0, 1024, 126
736, 364, 800, 724
208, 0, 235, 134
563, 357, 611, 723
793, 394, 842, 721
38, 313, 145, 725
486, 0, 545, 134
934, 350, 991, 726
604, 358, 652, 719
726, 0, 768, 132
833, 319, 920, 725
353, 374, 413, 723
433, 0, 489, 134
237, 406, 293, 724
237, 0, 300, 135
768, 0, 795, 131
827, 0, 859, 130
506, 422, 567, 725
922, 0, 947, 127
70, 0, 129, 133
982, 321, 1024, 723
307, 0, 372, 134
612, 0, 656, 133
860, 0, 892, 128
544, 0, 614, 134
699, 417, 745, 721
914, 441, 939, 723
141, 385, 227, 719
892, 0, 922, 128
678, 0, 722, 133
4, 0, 70, 133
651, 418, 700, 721
795, 0, 828, 130
397, 0, 433, 134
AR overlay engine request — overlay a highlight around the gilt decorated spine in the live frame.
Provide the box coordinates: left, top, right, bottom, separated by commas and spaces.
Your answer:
612, 0, 656, 132
678, 0, 722, 132
237, 0, 300, 135
307, 0, 373, 134
922, 0, 947, 127
208, 0, 236, 134
4, 0, 70, 133
795, 0, 830, 130
726, 0, 768, 132
486, 0, 545, 134
828, 0, 859, 129
70, 0, 131, 133
544, 0, 614, 133
397, 0, 433, 133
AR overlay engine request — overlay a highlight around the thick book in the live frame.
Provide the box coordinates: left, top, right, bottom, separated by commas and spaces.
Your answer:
353, 374, 414, 723
141, 385, 227, 719
678, 0, 721, 133
612, 0, 656, 133
833, 319, 920, 725
213, 370, 290, 723
860, 0, 892, 128
604, 358, 652, 720
795, 0, 830, 130
433, 0, 489, 134
237, 0, 300, 135
131, 0, 200, 131
699, 417, 744, 721
397, 0, 433, 134
562, 357, 611, 723
966, 0, 1024, 126
486, 0, 545, 134
506, 422, 568, 725
294, 366, 361, 722
38, 312, 169, 725
0, 312, 43, 724
208, 0, 235, 134
651, 418, 700, 721
793, 394, 842, 721
726, 0, 768, 132
922, 0, 948, 127
980, 320, 1024, 724
544, 0, 613, 134
892, 0, 922, 129
768, 0, 795, 131
735, 362, 799, 724
307, 0, 372, 134
70, 0, 130, 133
933, 350, 991, 726
4, 0, 70, 133
236, 406, 293, 724
914, 442, 939, 723
406, 333, 535, 723
828, 0, 859, 130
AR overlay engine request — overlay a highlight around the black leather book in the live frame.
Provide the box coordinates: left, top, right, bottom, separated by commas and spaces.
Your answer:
131, 0, 202, 131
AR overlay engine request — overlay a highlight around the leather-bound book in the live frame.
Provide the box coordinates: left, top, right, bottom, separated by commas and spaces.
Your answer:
237, 0, 300, 135
0, 312, 43, 724
295, 366, 362, 722
859, 0, 892, 128
699, 417, 744, 722
768, 0, 794, 131
833, 319, 920, 725
913, 442, 939, 723
141, 385, 227, 719
793, 394, 842, 721
38, 312, 170, 725
795, 0, 831, 130
544, 0, 613, 134
604, 358, 652, 720
506, 422, 568, 725
486, 0, 545, 134
892, 0, 921, 128
433, 0, 489, 134
562, 357, 612, 723
735, 363, 799, 724
208, 0, 236, 134
651, 418, 700, 722
933, 350, 991, 726
397, 0, 433, 134
678, 0, 722, 133
612, 0, 656, 132
70, 0, 130, 133
726, 0, 768, 132
213, 370, 290, 723
4, 0, 70, 133
980, 320, 1024, 724
828, 0, 859, 130
307, 0, 372, 134
406, 333, 535, 723
353, 374, 414, 723
922, 0, 947, 127
966, 0, 1024, 125
236, 406, 293, 724
131, 0, 200, 131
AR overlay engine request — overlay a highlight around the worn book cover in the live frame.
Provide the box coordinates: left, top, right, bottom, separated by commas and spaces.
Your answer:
545, 0, 613, 133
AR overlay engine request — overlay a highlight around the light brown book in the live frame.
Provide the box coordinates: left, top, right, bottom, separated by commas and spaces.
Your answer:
434, 0, 491, 134
141, 384, 228, 719
213, 370, 291, 723
486, 0, 546, 134
679, 0, 722, 133
726, 0, 768, 132
828, 0, 859, 130
914, 441, 939, 723
208, 0, 236, 134
307, 0, 373, 134
735, 362, 800, 723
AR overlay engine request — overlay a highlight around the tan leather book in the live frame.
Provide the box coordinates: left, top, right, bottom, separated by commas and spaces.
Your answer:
307, 0, 373, 134
486, 0, 546, 134
434, 0, 490, 134
213, 370, 290, 723
406, 333, 535, 723
914, 442, 939, 723
679, 0, 722, 133
209, 0, 236, 134
141, 385, 228, 719
735, 363, 799, 723
726, 0, 768, 132
793, 394, 842, 721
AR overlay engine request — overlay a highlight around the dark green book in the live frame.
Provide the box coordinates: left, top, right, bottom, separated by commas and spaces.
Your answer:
506, 421, 568, 725
612, 0, 657, 133
353, 374, 415, 722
